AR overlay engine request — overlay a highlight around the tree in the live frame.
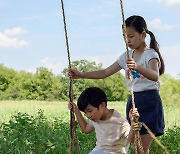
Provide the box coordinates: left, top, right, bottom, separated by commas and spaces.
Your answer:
32, 67, 56, 100
160, 74, 180, 105
61, 59, 128, 101
61, 59, 103, 100
0, 64, 18, 100
1, 62, 179, 103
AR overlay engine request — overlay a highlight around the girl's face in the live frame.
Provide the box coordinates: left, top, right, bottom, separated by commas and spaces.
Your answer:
126, 27, 146, 49
84, 104, 104, 122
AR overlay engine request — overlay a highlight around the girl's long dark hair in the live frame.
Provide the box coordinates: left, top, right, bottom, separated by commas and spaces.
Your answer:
125, 15, 165, 75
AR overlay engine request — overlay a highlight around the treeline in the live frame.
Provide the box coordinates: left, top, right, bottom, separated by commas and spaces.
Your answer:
0, 60, 180, 104
0, 60, 128, 102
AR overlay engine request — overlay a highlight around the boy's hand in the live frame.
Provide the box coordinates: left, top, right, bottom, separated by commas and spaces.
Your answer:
132, 121, 142, 131
68, 102, 78, 112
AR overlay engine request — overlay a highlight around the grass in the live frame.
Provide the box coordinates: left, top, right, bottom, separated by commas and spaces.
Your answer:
0, 100, 179, 129
0, 101, 68, 122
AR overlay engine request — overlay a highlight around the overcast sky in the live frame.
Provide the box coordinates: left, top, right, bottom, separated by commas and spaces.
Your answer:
0, 0, 180, 78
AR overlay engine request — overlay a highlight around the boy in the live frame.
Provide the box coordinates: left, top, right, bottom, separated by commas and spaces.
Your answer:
68, 87, 140, 154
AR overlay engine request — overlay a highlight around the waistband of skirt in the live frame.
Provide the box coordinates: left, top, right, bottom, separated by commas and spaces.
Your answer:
133, 89, 159, 94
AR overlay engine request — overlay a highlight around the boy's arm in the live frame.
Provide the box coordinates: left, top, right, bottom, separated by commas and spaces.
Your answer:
69, 102, 94, 134
127, 125, 135, 143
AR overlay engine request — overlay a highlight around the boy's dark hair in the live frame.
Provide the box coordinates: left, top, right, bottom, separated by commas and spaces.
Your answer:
77, 87, 107, 112
125, 15, 165, 75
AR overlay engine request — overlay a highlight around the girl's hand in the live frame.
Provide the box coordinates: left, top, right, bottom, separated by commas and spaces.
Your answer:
68, 69, 82, 79
68, 102, 78, 112
129, 108, 142, 131
127, 58, 137, 70
129, 108, 139, 122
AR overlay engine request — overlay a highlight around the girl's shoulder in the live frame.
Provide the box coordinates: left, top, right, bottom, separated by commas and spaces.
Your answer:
146, 48, 160, 53
144, 48, 158, 56
145, 48, 155, 52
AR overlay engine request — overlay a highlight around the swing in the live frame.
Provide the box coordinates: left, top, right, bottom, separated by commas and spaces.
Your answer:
60, 0, 169, 153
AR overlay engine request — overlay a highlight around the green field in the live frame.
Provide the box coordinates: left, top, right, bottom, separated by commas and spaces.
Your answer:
0, 101, 179, 153
0, 101, 179, 128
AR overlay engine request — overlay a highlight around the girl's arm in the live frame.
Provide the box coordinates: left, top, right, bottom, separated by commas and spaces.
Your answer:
68, 102, 94, 134
127, 58, 159, 81
69, 61, 122, 79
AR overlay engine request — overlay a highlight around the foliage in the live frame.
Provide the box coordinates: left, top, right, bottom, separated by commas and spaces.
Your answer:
0, 61, 129, 102
160, 74, 180, 105
62, 59, 103, 77
0, 110, 95, 153
0, 64, 17, 99
150, 125, 180, 154
0, 110, 179, 153
0, 62, 180, 104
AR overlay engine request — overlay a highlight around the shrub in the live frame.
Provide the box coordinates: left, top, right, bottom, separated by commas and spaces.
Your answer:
0, 111, 179, 153
150, 125, 180, 154
0, 110, 95, 153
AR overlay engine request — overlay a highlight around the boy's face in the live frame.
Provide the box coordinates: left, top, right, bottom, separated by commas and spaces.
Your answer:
84, 103, 104, 122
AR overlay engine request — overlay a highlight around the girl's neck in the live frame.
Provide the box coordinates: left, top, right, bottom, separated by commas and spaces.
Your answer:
135, 42, 148, 53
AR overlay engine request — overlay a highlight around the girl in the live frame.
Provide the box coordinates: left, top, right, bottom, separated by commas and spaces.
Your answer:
68, 15, 165, 154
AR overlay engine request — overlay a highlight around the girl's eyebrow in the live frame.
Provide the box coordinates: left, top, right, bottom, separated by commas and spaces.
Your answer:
127, 34, 134, 37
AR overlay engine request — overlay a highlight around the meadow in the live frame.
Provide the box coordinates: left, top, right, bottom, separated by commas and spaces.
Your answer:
0, 101, 179, 153
0, 101, 179, 128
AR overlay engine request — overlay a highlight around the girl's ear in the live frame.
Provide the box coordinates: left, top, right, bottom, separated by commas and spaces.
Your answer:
142, 31, 146, 38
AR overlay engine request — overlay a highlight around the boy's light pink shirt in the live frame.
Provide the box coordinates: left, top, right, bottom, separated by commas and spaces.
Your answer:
88, 110, 130, 154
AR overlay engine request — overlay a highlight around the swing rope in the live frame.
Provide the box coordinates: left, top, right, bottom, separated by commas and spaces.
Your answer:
119, 0, 169, 154
60, 0, 80, 153
119, 1, 144, 153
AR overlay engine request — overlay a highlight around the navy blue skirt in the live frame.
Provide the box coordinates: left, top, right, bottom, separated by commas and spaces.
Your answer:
126, 90, 165, 136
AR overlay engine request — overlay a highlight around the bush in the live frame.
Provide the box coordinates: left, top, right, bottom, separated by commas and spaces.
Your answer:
0, 111, 179, 153
0, 110, 95, 153
150, 125, 180, 154
0, 110, 68, 153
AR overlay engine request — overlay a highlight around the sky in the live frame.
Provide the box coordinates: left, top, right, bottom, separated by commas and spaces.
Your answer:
0, 0, 180, 78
